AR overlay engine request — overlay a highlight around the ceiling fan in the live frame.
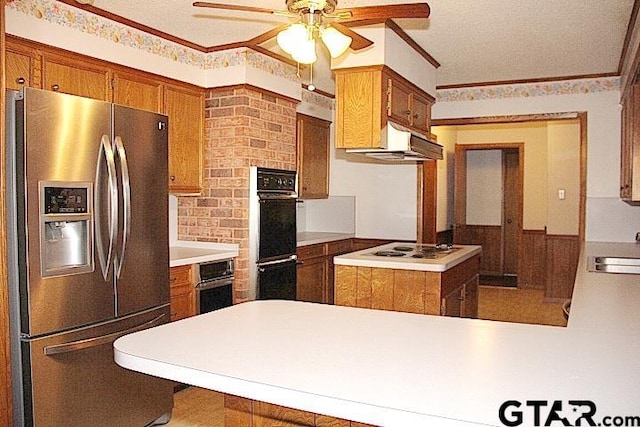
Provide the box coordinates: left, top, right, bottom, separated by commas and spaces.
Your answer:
192, 1, 430, 65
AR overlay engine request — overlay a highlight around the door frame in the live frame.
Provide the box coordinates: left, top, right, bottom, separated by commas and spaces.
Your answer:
433, 112, 587, 243
454, 143, 524, 280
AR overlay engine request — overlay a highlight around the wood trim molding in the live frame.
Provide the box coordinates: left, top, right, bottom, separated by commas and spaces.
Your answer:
1, 4, 13, 425
206, 83, 299, 104
437, 72, 619, 91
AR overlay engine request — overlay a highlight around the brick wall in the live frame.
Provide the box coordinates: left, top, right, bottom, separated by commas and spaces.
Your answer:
177, 85, 297, 302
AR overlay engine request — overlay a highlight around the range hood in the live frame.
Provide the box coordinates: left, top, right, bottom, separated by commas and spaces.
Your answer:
345, 121, 444, 161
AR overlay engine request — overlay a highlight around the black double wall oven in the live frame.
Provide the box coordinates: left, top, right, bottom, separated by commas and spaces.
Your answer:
249, 167, 297, 300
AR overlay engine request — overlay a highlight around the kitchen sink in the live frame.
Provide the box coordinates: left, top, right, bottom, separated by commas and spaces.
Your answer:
587, 256, 640, 274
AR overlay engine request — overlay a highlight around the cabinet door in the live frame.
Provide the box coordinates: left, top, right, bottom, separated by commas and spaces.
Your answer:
297, 114, 331, 199
621, 84, 640, 204
165, 84, 204, 194
441, 284, 464, 317
462, 275, 479, 318
386, 77, 412, 127
169, 266, 194, 321
113, 72, 163, 113
410, 92, 432, 133
335, 69, 383, 149
41, 55, 110, 100
5, 46, 36, 90
296, 256, 326, 303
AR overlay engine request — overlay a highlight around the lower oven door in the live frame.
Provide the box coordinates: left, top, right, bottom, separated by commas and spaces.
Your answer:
257, 258, 297, 300
196, 279, 233, 314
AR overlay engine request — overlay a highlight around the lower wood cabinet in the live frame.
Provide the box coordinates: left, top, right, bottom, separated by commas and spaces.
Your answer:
169, 265, 195, 321
297, 239, 353, 304
335, 255, 480, 318
224, 394, 377, 427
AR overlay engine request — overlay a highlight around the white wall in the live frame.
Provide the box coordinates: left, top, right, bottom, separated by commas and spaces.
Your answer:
434, 80, 639, 242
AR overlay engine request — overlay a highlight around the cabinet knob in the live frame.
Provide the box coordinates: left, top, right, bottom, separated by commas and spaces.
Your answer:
170, 175, 176, 181
51, 84, 60, 91
16, 77, 26, 85
414, 114, 419, 119
405, 110, 411, 116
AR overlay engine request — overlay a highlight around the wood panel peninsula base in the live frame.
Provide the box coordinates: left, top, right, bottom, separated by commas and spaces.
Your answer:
334, 243, 482, 318
225, 394, 376, 427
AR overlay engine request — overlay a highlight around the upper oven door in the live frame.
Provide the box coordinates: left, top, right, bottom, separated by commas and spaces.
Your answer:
258, 197, 297, 261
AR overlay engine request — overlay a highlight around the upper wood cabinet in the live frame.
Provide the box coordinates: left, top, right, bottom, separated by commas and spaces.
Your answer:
113, 72, 163, 113
165, 84, 204, 194
5, 36, 204, 195
620, 83, 640, 205
335, 66, 434, 149
297, 113, 331, 199
5, 43, 36, 90
41, 54, 110, 101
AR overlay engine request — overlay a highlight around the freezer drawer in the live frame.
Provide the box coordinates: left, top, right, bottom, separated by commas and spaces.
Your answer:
15, 305, 173, 427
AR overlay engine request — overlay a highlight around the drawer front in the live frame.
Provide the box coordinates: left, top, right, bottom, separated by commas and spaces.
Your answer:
326, 239, 352, 256
170, 265, 192, 287
297, 243, 326, 259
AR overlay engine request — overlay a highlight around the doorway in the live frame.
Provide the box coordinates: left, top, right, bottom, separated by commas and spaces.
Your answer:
453, 143, 523, 284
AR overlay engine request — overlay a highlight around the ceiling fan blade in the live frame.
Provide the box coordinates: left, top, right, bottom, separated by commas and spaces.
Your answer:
331, 23, 374, 51
192, 2, 276, 15
335, 3, 431, 23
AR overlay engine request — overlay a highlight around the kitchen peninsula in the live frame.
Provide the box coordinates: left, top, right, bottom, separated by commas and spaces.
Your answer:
334, 243, 482, 317
114, 241, 640, 426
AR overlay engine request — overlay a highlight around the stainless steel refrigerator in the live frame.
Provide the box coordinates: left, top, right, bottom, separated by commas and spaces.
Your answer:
5, 87, 173, 426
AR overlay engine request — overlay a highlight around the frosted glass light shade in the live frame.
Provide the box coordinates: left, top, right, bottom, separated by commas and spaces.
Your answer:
291, 38, 317, 64
321, 26, 352, 58
276, 23, 309, 55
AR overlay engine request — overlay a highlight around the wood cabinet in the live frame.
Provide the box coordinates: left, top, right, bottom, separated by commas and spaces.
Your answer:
297, 239, 352, 304
620, 82, 640, 204
335, 255, 480, 318
5, 36, 204, 194
224, 395, 377, 427
5, 43, 37, 90
113, 71, 163, 113
165, 84, 204, 194
335, 66, 434, 149
169, 265, 195, 321
297, 113, 331, 199
41, 53, 110, 100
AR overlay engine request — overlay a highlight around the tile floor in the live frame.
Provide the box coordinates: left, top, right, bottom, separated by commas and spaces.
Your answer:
166, 285, 568, 426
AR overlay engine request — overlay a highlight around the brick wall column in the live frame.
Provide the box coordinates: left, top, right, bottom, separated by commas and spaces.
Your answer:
178, 85, 297, 302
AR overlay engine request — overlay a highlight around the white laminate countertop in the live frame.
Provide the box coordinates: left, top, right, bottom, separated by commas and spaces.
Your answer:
297, 232, 355, 246
116, 241, 640, 427
169, 241, 239, 267
333, 242, 482, 272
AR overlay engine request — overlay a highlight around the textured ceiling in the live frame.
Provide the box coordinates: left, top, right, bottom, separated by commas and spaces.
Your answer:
75, 0, 635, 93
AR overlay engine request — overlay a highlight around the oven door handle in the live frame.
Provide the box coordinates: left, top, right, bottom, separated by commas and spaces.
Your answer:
257, 255, 297, 270
196, 278, 234, 291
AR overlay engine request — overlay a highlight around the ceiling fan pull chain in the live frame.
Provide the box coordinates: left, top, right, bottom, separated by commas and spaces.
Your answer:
308, 63, 316, 92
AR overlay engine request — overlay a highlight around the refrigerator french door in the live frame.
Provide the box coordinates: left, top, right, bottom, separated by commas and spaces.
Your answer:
6, 87, 173, 426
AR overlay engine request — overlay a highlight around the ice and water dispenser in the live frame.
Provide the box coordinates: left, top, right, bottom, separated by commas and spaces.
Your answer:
39, 182, 93, 277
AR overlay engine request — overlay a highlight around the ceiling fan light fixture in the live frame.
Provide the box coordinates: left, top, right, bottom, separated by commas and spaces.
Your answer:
320, 26, 352, 58
291, 37, 317, 64
276, 23, 309, 55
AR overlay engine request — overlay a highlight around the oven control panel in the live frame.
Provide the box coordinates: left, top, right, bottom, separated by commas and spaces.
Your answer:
256, 167, 296, 193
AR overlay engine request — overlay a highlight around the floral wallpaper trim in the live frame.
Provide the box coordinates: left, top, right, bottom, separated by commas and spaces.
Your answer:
301, 89, 334, 110
436, 77, 620, 102
7, 0, 298, 81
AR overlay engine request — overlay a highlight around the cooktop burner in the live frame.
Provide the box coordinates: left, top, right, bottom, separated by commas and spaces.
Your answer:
369, 244, 459, 260
372, 250, 407, 257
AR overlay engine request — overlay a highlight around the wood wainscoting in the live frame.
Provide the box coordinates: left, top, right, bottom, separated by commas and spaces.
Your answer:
455, 224, 502, 276
519, 230, 547, 289
544, 234, 581, 301
457, 228, 580, 300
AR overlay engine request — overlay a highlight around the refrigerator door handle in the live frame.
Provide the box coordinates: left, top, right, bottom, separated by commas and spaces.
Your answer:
43, 313, 166, 356
113, 136, 131, 280
95, 135, 118, 281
